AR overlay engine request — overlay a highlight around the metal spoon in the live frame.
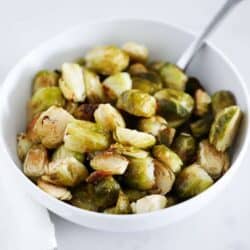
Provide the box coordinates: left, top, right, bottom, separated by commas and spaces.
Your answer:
177, 0, 245, 71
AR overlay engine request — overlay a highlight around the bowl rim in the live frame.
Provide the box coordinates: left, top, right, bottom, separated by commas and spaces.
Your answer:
0, 17, 249, 221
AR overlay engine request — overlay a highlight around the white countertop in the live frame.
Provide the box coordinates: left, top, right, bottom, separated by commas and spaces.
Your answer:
1, 0, 250, 249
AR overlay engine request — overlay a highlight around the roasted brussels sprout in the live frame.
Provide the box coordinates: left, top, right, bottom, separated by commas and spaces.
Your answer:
113, 127, 156, 149
157, 127, 176, 147
90, 151, 129, 175
28, 87, 65, 119
73, 103, 98, 121
137, 116, 167, 136
104, 191, 131, 214
117, 89, 156, 117
85, 45, 129, 75
94, 104, 125, 131
131, 194, 167, 214
109, 143, 149, 159
37, 179, 72, 201
197, 140, 230, 180
128, 63, 148, 75
190, 115, 213, 138
103, 72, 132, 101
23, 144, 48, 179
154, 88, 194, 118
17, 133, 33, 161
153, 145, 183, 174
64, 120, 111, 153
172, 133, 196, 163
52, 144, 84, 162
122, 42, 148, 63
83, 68, 105, 103
175, 164, 213, 199
59, 63, 86, 102
153, 160, 175, 195
34, 106, 74, 148
124, 157, 155, 190
94, 176, 121, 209
194, 89, 211, 116
26, 115, 41, 143
211, 90, 236, 115
123, 189, 147, 202
70, 183, 98, 211
33, 70, 59, 93
159, 63, 188, 91
42, 157, 88, 187
132, 72, 162, 94
209, 106, 242, 152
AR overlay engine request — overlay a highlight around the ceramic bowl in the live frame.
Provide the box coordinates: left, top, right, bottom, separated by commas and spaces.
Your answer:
0, 19, 249, 232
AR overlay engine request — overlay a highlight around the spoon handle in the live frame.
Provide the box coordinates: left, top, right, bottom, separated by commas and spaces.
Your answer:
177, 0, 244, 70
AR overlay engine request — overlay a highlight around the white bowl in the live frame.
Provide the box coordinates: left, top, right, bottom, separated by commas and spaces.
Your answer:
0, 19, 249, 232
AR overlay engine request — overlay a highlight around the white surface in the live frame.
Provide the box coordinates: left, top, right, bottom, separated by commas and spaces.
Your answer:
0, 0, 250, 249
0, 153, 57, 250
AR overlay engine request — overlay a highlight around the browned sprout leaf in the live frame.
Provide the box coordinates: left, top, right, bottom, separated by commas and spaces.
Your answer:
194, 89, 211, 116
129, 63, 148, 75
90, 151, 129, 175
153, 145, 183, 174
157, 127, 176, 147
86, 170, 112, 183
42, 157, 88, 187
28, 87, 65, 120
94, 104, 125, 131
113, 127, 156, 149
209, 106, 242, 152
23, 144, 48, 179
17, 133, 33, 161
59, 63, 86, 102
122, 42, 148, 63
34, 106, 74, 148
33, 70, 59, 93
153, 160, 175, 195
109, 143, 149, 159
37, 179, 72, 201
137, 116, 167, 136
83, 68, 105, 103
131, 194, 167, 214
197, 140, 230, 180
103, 72, 132, 101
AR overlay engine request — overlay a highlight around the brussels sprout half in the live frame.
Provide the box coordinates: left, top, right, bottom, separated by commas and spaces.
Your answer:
117, 89, 156, 118
86, 45, 129, 75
